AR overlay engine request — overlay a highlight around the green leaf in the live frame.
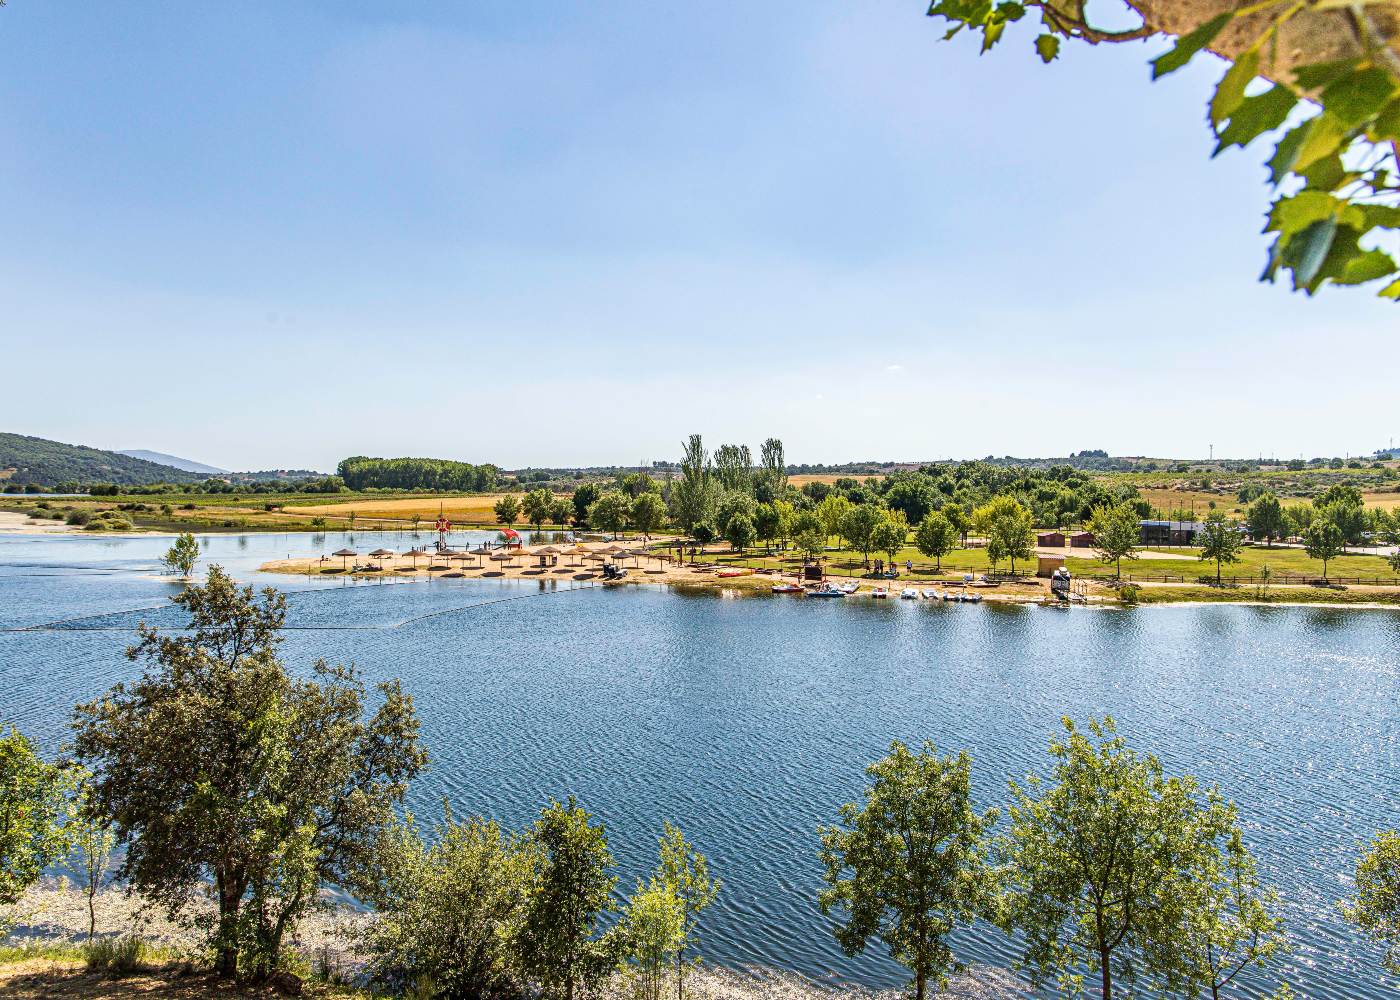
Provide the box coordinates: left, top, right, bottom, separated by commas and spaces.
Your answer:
1369, 96, 1400, 141
1035, 33, 1060, 63
1379, 277, 1400, 299
1267, 121, 1309, 183
1298, 153, 1347, 190
1359, 204, 1400, 231
996, 1, 1026, 19
1293, 113, 1346, 171
1281, 217, 1338, 289
1151, 13, 1232, 79
1292, 58, 1361, 91
1265, 191, 1339, 236
1320, 67, 1399, 129
1210, 48, 1260, 126
1331, 248, 1398, 286
981, 18, 1006, 52
1213, 85, 1298, 154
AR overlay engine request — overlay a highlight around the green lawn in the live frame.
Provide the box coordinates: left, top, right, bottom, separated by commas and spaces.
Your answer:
692, 540, 1399, 585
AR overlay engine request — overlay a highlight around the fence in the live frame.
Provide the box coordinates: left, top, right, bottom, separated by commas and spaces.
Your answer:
1076, 572, 1396, 587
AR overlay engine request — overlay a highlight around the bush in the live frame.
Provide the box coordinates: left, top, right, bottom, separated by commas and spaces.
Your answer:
1118, 584, 1141, 605
66, 509, 92, 525
84, 936, 147, 976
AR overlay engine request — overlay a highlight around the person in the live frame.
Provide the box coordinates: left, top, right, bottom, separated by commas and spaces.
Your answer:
906, 559, 912, 575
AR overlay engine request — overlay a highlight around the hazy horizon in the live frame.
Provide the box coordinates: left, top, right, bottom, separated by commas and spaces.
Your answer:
3, 2, 1395, 471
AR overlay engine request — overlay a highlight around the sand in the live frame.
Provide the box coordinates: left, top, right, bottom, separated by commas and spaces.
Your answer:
0, 511, 77, 535
258, 540, 1060, 603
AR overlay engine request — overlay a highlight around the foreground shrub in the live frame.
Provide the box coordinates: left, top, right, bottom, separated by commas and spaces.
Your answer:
360, 813, 533, 999
84, 936, 146, 976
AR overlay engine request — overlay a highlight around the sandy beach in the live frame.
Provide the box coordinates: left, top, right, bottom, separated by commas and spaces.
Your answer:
258, 540, 1062, 603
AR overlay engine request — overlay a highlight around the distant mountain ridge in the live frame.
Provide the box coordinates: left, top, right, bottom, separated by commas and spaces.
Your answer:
118, 449, 227, 475
0, 433, 205, 487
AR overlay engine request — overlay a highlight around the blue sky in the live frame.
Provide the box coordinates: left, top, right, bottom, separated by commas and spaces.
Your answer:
1, 1, 1393, 471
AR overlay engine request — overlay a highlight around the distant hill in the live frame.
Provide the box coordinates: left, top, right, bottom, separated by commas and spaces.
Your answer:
118, 449, 227, 475
0, 433, 205, 487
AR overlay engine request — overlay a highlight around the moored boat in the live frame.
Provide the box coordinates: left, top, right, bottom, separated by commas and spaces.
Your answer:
871, 587, 889, 599
771, 582, 804, 594
808, 585, 846, 597
900, 588, 919, 600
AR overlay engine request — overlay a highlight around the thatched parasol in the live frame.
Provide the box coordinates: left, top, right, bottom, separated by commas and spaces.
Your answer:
332, 548, 357, 570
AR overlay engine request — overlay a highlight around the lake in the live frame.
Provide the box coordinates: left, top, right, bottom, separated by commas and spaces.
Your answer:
1, 530, 1397, 998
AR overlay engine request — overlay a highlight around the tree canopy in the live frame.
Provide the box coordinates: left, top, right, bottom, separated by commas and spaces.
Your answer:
923, 0, 1400, 300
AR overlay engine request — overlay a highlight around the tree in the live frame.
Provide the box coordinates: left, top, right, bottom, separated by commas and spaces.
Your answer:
588, 490, 632, 540
1198, 512, 1243, 585
1174, 827, 1287, 1000
495, 495, 521, 527
723, 512, 755, 552
1343, 829, 1400, 978
359, 810, 533, 999
871, 517, 907, 568
819, 741, 997, 1000
516, 798, 619, 1000
753, 503, 782, 553
1000, 717, 1232, 1000
842, 504, 886, 568
656, 822, 720, 1000
1316, 484, 1368, 547
1390, 548, 1400, 577
922, 0, 1400, 301
818, 495, 854, 547
523, 489, 556, 532
0, 725, 76, 923
915, 512, 957, 570
1089, 503, 1140, 579
630, 492, 666, 540
621, 879, 685, 1000
795, 527, 826, 563
670, 436, 719, 534
72, 566, 426, 980
572, 484, 601, 528
68, 775, 116, 943
1304, 518, 1346, 580
162, 532, 200, 579
712, 444, 753, 493
757, 438, 787, 502
1246, 494, 1285, 548
552, 494, 576, 528
885, 475, 939, 526
976, 497, 1034, 576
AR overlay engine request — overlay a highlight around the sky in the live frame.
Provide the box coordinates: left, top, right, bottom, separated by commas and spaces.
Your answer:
1, 1, 1395, 472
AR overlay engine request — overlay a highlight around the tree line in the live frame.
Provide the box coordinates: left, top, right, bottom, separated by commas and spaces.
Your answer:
337, 456, 501, 492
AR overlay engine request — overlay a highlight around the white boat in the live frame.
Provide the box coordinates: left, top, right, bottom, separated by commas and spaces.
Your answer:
921, 588, 940, 600
871, 587, 889, 599
808, 585, 846, 598
838, 581, 859, 594
900, 588, 919, 600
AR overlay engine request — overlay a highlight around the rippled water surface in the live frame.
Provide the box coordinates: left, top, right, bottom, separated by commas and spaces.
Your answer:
2, 531, 1398, 997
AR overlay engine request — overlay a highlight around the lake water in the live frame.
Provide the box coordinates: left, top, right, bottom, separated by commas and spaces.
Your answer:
2, 531, 1397, 998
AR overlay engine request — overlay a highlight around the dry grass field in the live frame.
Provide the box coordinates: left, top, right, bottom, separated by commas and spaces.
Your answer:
283, 494, 515, 523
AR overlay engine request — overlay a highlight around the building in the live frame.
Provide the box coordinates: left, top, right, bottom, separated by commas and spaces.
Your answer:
1037, 531, 1066, 547
1037, 553, 1066, 578
1139, 520, 1203, 546
1069, 531, 1096, 548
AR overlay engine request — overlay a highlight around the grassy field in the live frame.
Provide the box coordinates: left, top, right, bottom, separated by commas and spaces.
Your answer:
282, 494, 518, 523
679, 539, 1399, 586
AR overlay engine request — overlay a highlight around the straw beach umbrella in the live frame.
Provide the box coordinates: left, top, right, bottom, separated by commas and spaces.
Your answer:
369, 548, 394, 567
332, 548, 357, 571
403, 547, 427, 568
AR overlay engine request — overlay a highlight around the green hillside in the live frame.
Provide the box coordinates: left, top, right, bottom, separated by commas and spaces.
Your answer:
0, 432, 205, 487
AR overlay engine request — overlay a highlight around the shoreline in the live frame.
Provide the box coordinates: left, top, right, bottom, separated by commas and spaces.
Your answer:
4, 884, 1025, 999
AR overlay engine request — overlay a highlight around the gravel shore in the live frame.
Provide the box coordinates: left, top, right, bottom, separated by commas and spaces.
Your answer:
6, 883, 1026, 999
